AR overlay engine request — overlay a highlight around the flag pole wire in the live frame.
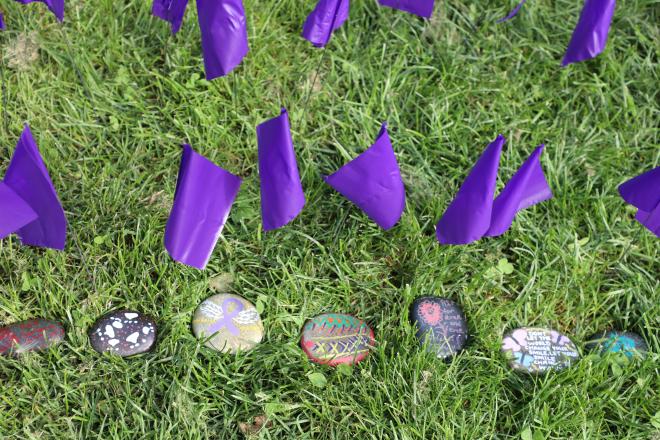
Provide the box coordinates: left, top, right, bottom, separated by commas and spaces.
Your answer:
618, 212, 651, 262
1, 35, 7, 135
297, 0, 345, 119
59, 24, 94, 111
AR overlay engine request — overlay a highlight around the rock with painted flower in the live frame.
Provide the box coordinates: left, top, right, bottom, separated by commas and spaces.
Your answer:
89, 310, 156, 357
410, 297, 468, 359
501, 327, 579, 373
300, 313, 375, 366
0, 319, 65, 356
192, 293, 263, 354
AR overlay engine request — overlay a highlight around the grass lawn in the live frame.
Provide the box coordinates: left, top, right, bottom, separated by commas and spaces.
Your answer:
0, 0, 658, 438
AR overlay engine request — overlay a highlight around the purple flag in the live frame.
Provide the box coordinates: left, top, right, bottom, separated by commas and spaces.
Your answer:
196, 0, 249, 80
562, 0, 616, 66
485, 145, 552, 236
302, 0, 349, 47
164, 144, 242, 269
0, 182, 37, 240
618, 167, 660, 237
497, 0, 526, 23
377, 0, 434, 18
324, 123, 405, 230
1, 124, 67, 249
257, 108, 305, 231
636, 207, 660, 237
0, 12, 5, 30
436, 135, 504, 245
14, 0, 64, 22
152, 0, 189, 34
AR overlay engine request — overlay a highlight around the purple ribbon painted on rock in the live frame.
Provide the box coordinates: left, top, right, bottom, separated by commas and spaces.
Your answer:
208, 298, 243, 336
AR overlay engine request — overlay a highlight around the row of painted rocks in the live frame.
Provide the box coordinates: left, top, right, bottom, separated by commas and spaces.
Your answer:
0, 296, 650, 372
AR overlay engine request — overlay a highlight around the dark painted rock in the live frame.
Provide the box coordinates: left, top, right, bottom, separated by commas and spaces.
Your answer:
300, 313, 375, 366
192, 293, 263, 354
501, 327, 579, 373
0, 319, 64, 355
586, 330, 648, 359
89, 310, 156, 357
410, 297, 468, 359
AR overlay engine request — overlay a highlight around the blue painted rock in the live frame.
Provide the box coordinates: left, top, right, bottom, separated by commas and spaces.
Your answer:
300, 313, 375, 366
0, 319, 64, 355
501, 327, 580, 373
410, 297, 468, 359
192, 293, 263, 354
89, 310, 156, 357
586, 330, 648, 359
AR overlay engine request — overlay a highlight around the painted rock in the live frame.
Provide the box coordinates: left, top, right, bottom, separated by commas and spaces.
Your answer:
410, 297, 468, 359
192, 293, 263, 354
89, 310, 157, 357
0, 319, 64, 355
300, 313, 375, 366
501, 327, 580, 373
586, 330, 648, 359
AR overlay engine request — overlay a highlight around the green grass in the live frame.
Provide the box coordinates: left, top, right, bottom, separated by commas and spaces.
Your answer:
0, 0, 658, 438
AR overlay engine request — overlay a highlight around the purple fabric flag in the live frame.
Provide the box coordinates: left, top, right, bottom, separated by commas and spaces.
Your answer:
497, 0, 526, 23
164, 144, 242, 269
562, 0, 616, 66
618, 166, 660, 237
152, 0, 189, 34
377, 0, 434, 18
485, 145, 552, 236
257, 108, 305, 231
636, 206, 660, 237
324, 123, 405, 230
436, 135, 505, 245
14, 0, 64, 22
196, 0, 249, 80
302, 0, 349, 47
0, 182, 37, 240
1, 124, 67, 249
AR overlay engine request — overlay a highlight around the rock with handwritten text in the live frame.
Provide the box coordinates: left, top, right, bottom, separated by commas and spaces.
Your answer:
501, 327, 579, 373
89, 310, 156, 357
586, 330, 648, 359
192, 293, 263, 354
300, 313, 375, 366
410, 297, 468, 359
0, 319, 64, 356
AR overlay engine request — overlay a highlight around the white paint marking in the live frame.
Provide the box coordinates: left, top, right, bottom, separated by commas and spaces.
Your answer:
126, 332, 139, 343
104, 325, 115, 338
112, 321, 123, 329
124, 313, 138, 319
108, 339, 119, 346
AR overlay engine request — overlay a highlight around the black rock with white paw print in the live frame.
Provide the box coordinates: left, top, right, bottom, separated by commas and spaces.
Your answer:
89, 310, 157, 357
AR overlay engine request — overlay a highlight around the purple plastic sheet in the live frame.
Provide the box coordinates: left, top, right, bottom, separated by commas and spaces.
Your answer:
302, 0, 349, 47
497, 0, 526, 23
324, 123, 405, 230
152, 0, 189, 34
1, 124, 67, 249
485, 145, 552, 236
562, 0, 616, 66
436, 135, 504, 245
257, 108, 305, 231
378, 0, 434, 18
164, 144, 242, 269
618, 166, 660, 237
14, 0, 64, 22
197, 0, 249, 79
